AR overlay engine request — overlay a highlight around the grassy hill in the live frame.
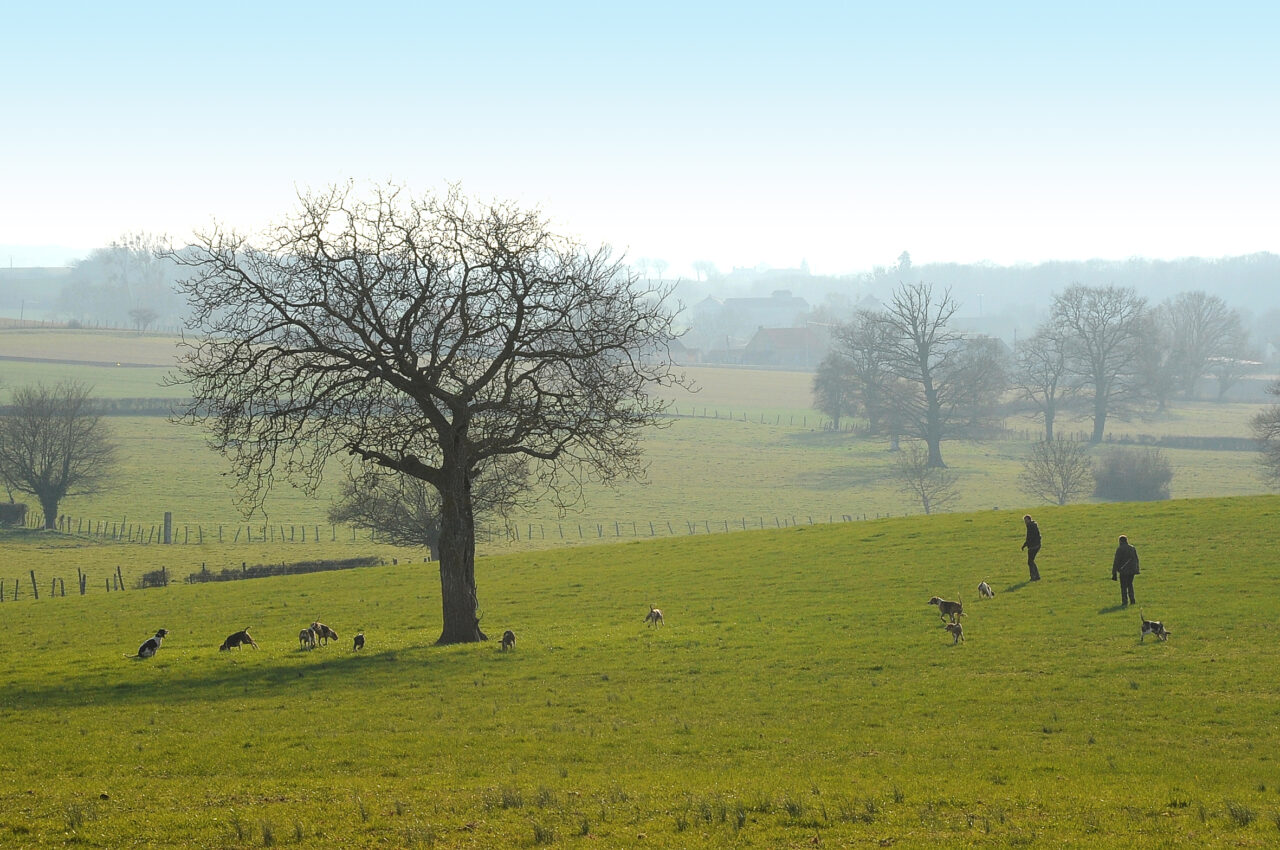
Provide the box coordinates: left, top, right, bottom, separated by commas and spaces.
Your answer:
2, 496, 1279, 847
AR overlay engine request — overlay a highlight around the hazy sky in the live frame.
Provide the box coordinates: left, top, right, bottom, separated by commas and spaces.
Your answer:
3, 1, 1276, 275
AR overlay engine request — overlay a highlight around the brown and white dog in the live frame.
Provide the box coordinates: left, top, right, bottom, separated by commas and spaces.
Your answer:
310, 622, 338, 645
977, 581, 995, 599
501, 629, 516, 650
1140, 612, 1170, 643
299, 627, 317, 650
645, 606, 664, 627
219, 629, 258, 651
944, 621, 965, 644
928, 596, 964, 624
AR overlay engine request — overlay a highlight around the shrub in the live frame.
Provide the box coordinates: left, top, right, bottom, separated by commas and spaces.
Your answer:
1093, 447, 1173, 501
0, 502, 28, 527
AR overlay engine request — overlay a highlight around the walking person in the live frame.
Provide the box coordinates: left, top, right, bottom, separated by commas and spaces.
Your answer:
1021, 514, 1041, 581
1111, 534, 1139, 606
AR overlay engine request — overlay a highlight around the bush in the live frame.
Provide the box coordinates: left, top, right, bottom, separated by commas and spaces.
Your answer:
0, 502, 28, 527
1093, 447, 1173, 501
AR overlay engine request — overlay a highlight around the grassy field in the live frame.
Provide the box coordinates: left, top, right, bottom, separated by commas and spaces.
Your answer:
1, 496, 1279, 847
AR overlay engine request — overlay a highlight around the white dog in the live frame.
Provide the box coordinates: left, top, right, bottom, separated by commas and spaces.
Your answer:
644, 606, 664, 627
977, 581, 995, 599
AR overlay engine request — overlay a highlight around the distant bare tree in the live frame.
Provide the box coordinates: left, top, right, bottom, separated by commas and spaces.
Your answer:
1052, 284, 1147, 443
1164, 291, 1248, 398
1018, 438, 1094, 506
691, 260, 719, 282
0, 381, 116, 529
895, 440, 959, 515
811, 353, 858, 429
829, 309, 894, 434
1011, 322, 1074, 440
878, 283, 1007, 466
329, 455, 528, 561
1251, 379, 1280, 487
128, 307, 159, 333
651, 258, 669, 280
1134, 310, 1179, 412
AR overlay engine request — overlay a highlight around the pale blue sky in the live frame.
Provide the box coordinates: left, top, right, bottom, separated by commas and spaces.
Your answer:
2, 1, 1276, 274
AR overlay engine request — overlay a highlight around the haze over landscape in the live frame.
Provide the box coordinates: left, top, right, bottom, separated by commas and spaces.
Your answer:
3, 2, 1277, 278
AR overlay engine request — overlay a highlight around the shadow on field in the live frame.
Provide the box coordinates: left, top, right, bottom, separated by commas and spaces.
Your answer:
1, 643, 486, 712
1002, 581, 1031, 593
1098, 603, 1130, 614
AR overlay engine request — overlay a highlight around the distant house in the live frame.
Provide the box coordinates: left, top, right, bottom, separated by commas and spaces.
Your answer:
741, 326, 827, 368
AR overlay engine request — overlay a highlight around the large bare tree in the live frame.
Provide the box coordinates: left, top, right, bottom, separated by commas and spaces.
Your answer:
1163, 290, 1248, 398
828, 308, 894, 435
0, 381, 116, 529
1017, 438, 1094, 506
1051, 284, 1147, 443
170, 185, 686, 644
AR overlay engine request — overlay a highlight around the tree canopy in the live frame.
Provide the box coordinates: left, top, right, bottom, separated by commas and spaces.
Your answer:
170, 184, 687, 643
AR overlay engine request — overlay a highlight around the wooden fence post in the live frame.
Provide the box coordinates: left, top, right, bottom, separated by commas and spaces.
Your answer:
30, 570, 38, 600
116, 565, 124, 590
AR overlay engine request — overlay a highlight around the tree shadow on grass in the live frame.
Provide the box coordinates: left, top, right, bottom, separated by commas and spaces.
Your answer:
2, 643, 484, 712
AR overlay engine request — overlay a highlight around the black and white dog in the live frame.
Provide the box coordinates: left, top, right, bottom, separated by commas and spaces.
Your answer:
977, 581, 995, 599
501, 629, 516, 650
353, 632, 365, 651
1140, 612, 1170, 643
129, 629, 169, 659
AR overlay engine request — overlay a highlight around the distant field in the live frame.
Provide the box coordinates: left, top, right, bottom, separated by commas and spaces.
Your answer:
1, 329, 1276, 549
1, 496, 1279, 847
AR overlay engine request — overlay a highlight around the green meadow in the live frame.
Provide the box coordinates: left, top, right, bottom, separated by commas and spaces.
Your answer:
2, 498, 1280, 848
2, 328, 1280, 847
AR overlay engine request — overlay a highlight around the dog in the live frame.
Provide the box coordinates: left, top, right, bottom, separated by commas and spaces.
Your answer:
501, 629, 516, 650
219, 629, 258, 651
977, 581, 995, 599
353, 632, 365, 651
299, 627, 316, 650
128, 629, 169, 659
944, 621, 965, 644
644, 606, 664, 627
310, 622, 338, 645
1140, 612, 1170, 643
928, 596, 964, 623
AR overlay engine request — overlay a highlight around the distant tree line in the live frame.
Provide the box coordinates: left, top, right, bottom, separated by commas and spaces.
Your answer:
814, 282, 1255, 466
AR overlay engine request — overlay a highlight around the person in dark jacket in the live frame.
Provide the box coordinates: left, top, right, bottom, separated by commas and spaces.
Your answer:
1111, 534, 1140, 606
1021, 514, 1041, 581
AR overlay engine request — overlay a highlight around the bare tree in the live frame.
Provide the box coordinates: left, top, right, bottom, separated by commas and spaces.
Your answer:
878, 283, 1006, 466
57, 232, 185, 328
128, 307, 159, 333
894, 440, 959, 515
828, 309, 894, 434
1164, 290, 1247, 398
0, 381, 116, 529
811, 353, 858, 429
1133, 309, 1179, 412
1011, 322, 1073, 440
1051, 284, 1147, 443
169, 184, 687, 644
691, 260, 719, 282
1252, 379, 1280, 487
1017, 438, 1094, 505
328, 455, 528, 561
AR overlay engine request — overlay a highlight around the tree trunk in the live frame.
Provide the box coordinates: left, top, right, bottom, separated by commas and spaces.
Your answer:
1091, 395, 1108, 443
435, 463, 486, 645
39, 495, 58, 530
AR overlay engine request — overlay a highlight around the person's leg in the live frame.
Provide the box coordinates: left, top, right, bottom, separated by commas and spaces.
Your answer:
1028, 546, 1041, 581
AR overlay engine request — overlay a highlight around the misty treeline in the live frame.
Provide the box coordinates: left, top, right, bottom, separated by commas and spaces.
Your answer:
812, 282, 1258, 468
54, 234, 190, 331
672, 252, 1280, 359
